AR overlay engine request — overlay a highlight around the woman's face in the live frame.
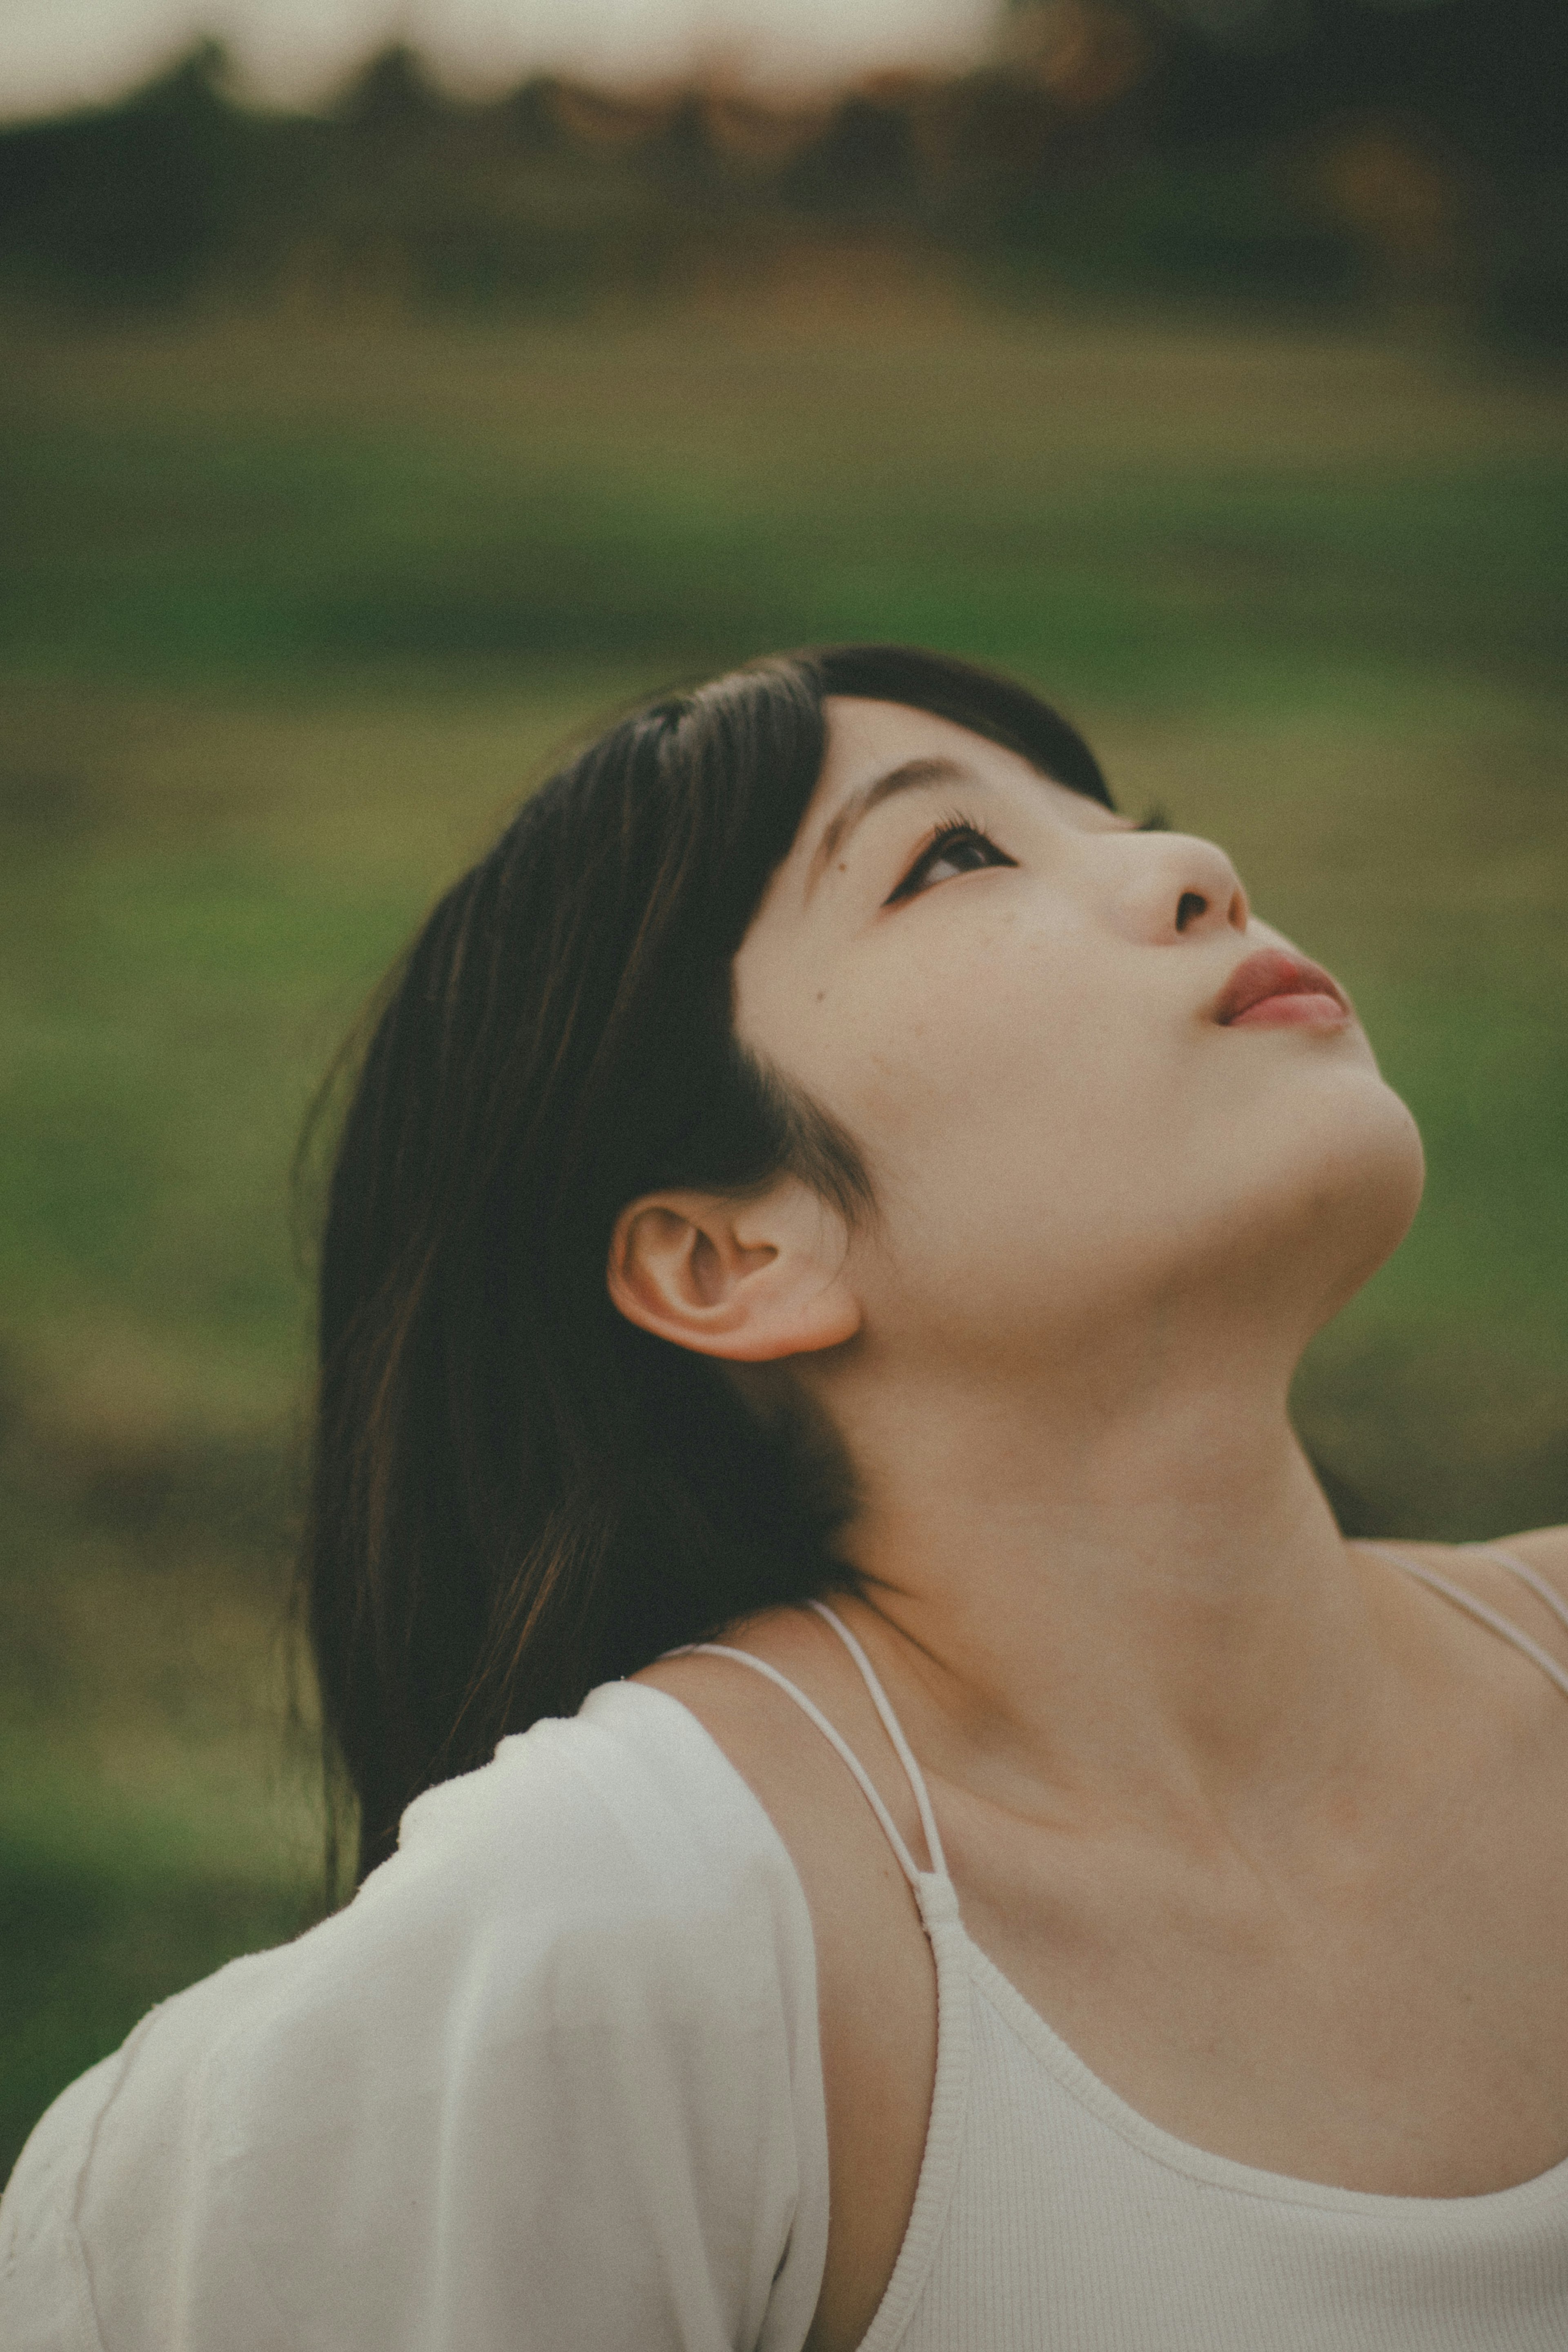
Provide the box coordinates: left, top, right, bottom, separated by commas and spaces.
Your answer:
733, 696, 1424, 1366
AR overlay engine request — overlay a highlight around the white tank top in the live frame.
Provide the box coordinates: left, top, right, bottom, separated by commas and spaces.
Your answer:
690, 1543, 1568, 2350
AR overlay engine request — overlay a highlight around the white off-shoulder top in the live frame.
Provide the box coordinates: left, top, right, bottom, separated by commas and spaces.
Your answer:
0, 1684, 830, 2352
4, 1542, 1568, 2351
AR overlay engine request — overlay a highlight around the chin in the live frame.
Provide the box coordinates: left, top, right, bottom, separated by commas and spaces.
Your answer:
1182, 1061, 1425, 1334
1287, 1066, 1426, 1320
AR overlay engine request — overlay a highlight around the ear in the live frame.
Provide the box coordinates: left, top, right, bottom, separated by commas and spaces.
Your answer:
606, 1179, 861, 1363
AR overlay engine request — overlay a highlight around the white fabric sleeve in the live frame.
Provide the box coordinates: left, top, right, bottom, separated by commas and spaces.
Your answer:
0, 1684, 830, 2352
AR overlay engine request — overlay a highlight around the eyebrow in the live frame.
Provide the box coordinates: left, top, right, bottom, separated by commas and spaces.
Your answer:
807, 755, 971, 895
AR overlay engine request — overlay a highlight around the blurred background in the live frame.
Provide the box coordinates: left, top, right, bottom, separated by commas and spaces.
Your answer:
1, 0, 1564, 2178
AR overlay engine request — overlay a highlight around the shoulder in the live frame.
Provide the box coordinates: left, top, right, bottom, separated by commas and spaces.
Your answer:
1491, 1524, 1568, 1594
1365, 1526, 1568, 1669
1408, 1524, 1568, 1607
1484, 1524, 1568, 1652
392, 1676, 812, 1930
0, 1688, 827, 2352
318, 1680, 822, 2055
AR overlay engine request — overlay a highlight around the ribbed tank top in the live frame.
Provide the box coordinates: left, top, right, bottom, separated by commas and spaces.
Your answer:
690, 1543, 1568, 2350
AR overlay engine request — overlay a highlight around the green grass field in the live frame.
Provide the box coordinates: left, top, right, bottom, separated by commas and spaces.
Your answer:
2, 290, 1565, 2177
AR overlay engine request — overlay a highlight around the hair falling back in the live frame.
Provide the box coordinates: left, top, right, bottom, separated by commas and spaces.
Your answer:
299, 646, 1112, 1882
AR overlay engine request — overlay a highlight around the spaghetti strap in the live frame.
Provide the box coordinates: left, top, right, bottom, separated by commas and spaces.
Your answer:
670, 1603, 950, 1888
807, 1602, 950, 1882
1361, 1542, 1568, 1704
1466, 1543, 1568, 1639
676, 1641, 928, 1888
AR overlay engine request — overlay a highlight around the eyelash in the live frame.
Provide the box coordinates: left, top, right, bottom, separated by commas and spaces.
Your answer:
884, 803, 1172, 905
883, 812, 1013, 905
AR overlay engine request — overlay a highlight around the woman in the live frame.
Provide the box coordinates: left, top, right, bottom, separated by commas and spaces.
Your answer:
4, 644, 1566, 2350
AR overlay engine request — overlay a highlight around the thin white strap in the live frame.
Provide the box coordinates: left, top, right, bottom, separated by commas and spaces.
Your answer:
681, 1642, 925, 1888
808, 1602, 950, 1882
1361, 1543, 1568, 1703
1466, 1544, 1568, 1638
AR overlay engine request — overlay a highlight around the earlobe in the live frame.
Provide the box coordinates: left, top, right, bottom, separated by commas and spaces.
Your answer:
607, 1185, 861, 1363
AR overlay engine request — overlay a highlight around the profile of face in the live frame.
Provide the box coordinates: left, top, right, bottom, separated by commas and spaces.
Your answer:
722, 696, 1426, 1380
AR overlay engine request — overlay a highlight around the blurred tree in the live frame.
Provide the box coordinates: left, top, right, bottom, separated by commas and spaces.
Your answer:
782, 91, 924, 216
336, 45, 452, 140
0, 3, 1561, 334
0, 42, 247, 302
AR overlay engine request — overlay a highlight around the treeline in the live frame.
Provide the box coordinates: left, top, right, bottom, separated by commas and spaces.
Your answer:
0, 0, 1561, 339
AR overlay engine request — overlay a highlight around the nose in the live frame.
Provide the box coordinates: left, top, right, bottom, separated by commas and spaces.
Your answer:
1110, 832, 1249, 945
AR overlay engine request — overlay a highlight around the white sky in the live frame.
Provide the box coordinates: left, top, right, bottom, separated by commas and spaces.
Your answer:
0, 0, 1001, 120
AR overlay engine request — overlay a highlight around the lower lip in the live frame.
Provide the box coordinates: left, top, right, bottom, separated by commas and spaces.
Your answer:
1226, 991, 1350, 1030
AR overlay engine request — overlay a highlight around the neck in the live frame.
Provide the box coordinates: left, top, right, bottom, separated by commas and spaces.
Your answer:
815, 1324, 1385, 1833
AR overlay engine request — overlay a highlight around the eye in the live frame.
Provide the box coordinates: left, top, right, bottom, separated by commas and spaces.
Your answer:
884, 817, 1018, 906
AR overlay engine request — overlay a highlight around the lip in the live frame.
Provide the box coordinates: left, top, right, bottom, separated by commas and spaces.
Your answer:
1213, 947, 1352, 1030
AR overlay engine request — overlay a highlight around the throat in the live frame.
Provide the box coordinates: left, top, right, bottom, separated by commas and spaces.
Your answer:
833, 1383, 1372, 1824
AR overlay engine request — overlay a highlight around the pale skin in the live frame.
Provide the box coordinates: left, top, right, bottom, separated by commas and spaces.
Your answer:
608, 696, 1568, 2352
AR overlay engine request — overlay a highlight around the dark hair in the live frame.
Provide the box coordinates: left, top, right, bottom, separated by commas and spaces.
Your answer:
302, 645, 1112, 1881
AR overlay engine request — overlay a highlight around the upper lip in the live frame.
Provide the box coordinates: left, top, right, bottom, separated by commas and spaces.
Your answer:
1212, 948, 1350, 1025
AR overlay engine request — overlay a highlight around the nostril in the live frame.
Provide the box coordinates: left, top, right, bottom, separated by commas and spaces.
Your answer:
1175, 891, 1207, 934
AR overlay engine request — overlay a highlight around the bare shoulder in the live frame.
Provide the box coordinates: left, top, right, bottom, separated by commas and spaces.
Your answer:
1489, 1524, 1568, 1605
1364, 1526, 1568, 1666
635, 1612, 913, 1873
1379, 1525, 1568, 1579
